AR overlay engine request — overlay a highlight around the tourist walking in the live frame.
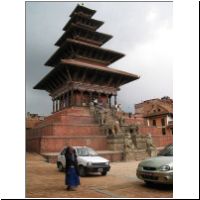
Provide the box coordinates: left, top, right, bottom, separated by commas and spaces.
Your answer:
64, 146, 80, 191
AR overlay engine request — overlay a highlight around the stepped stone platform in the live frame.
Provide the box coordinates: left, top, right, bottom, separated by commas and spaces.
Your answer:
26, 107, 112, 157
41, 150, 123, 163
26, 106, 159, 162
41, 149, 153, 163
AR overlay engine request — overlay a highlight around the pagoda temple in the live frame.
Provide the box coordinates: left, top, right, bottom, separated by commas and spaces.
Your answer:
34, 4, 139, 111
27, 4, 140, 160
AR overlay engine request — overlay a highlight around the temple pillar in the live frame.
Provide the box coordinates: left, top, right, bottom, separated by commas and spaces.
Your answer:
62, 94, 65, 109
73, 90, 76, 106
89, 92, 92, 105
58, 97, 60, 111
114, 94, 117, 105
56, 98, 58, 112
98, 92, 101, 103
108, 95, 111, 108
71, 89, 74, 106
67, 92, 69, 107
64, 92, 67, 108
63, 93, 65, 108
63, 94, 65, 108
52, 98, 55, 113
70, 91, 72, 106
80, 91, 83, 106
60, 95, 62, 110
105, 94, 109, 108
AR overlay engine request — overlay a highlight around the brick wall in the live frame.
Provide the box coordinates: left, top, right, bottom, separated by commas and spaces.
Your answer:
139, 126, 173, 147
26, 107, 108, 153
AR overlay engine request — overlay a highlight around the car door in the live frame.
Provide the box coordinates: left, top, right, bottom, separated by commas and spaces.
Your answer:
60, 148, 66, 167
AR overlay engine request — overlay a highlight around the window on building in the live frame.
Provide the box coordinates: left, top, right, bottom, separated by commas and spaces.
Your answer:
153, 119, 156, 126
162, 128, 166, 135
161, 118, 165, 126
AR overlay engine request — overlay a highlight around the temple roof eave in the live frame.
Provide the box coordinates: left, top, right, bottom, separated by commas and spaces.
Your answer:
45, 39, 125, 67
55, 24, 113, 47
34, 60, 140, 91
63, 14, 104, 31
60, 59, 139, 79
69, 5, 96, 18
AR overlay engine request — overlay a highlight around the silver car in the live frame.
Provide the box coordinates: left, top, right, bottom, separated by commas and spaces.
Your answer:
137, 144, 173, 184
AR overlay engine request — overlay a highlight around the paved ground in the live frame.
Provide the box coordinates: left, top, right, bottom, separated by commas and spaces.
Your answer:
26, 153, 173, 198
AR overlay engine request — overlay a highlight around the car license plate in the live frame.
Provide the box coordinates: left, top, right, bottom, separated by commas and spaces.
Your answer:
98, 168, 103, 172
142, 172, 153, 176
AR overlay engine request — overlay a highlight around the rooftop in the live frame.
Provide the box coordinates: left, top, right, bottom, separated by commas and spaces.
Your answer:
69, 4, 96, 18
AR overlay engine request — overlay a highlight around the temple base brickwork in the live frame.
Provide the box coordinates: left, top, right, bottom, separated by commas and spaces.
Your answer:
26, 107, 108, 153
26, 106, 166, 162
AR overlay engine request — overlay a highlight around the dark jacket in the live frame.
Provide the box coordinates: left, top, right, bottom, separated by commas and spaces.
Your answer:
64, 150, 79, 175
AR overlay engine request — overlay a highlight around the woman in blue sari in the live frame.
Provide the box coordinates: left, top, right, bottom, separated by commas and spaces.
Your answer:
64, 146, 80, 191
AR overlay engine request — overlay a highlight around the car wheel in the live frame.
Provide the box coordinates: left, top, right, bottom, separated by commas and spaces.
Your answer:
145, 181, 153, 185
58, 163, 64, 172
101, 171, 107, 176
79, 166, 86, 177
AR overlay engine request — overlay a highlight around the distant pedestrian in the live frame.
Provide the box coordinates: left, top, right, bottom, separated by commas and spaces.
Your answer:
93, 98, 98, 106
118, 104, 122, 111
64, 146, 80, 191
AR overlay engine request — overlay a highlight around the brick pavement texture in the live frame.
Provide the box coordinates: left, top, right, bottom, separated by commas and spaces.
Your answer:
26, 153, 173, 198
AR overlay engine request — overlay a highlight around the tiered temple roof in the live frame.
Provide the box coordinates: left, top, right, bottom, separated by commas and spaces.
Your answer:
55, 24, 112, 47
34, 4, 140, 112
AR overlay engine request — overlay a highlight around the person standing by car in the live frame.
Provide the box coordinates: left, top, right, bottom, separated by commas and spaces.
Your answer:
64, 146, 80, 191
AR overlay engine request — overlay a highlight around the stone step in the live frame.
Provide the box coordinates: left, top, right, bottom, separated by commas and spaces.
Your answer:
97, 150, 123, 162
42, 150, 123, 163
134, 150, 149, 161
35, 114, 96, 128
27, 123, 103, 137
27, 135, 109, 153
60, 115, 96, 124
44, 107, 92, 122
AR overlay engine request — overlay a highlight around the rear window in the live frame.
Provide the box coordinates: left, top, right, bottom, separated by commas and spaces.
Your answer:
158, 145, 173, 156
61, 148, 66, 155
76, 147, 98, 156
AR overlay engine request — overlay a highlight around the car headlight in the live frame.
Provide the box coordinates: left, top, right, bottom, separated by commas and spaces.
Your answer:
137, 164, 143, 170
159, 165, 171, 171
105, 161, 110, 166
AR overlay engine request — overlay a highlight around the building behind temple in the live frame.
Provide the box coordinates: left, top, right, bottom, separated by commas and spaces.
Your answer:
133, 96, 173, 147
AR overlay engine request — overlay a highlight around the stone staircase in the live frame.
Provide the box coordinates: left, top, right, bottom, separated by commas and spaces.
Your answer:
134, 150, 148, 161
90, 106, 155, 161
27, 106, 155, 162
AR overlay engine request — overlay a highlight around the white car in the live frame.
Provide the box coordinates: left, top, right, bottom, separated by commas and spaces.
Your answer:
57, 146, 111, 176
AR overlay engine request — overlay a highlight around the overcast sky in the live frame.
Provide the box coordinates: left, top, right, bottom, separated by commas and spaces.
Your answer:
26, 1, 173, 116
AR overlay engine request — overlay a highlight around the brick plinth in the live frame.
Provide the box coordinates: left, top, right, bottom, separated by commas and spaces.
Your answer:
26, 107, 108, 153
39, 136, 108, 153
41, 150, 123, 163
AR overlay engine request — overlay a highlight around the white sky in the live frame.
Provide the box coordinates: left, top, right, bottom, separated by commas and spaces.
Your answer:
26, 2, 173, 115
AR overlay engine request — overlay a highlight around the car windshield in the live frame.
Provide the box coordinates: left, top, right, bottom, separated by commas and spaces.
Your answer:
76, 147, 98, 156
158, 145, 173, 156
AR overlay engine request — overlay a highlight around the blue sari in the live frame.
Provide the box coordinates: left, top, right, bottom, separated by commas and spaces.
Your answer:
65, 166, 80, 187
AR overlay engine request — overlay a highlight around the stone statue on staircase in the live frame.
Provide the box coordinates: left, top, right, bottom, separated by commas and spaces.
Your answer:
146, 133, 157, 157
